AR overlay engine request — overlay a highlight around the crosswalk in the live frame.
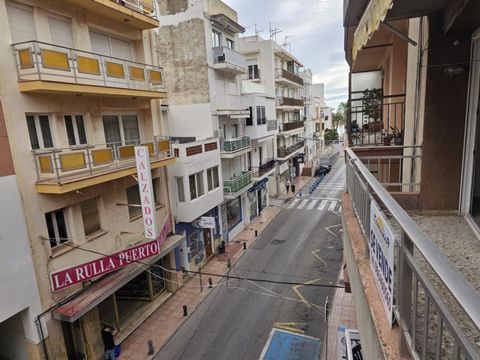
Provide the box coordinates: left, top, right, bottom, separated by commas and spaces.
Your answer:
285, 197, 341, 212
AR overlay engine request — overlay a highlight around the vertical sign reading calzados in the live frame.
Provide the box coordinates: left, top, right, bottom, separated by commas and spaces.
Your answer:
135, 146, 158, 239
369, 201, 395, 327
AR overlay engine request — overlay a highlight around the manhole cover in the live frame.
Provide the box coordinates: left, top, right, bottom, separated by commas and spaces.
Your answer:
270, 239, 286, 245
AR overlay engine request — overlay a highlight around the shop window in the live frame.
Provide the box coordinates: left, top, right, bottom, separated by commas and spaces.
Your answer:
64, 115, 87, 146
212, 30, 221, 47
187, 230, 200, 261
226, 196, 242, 230
126, 184, 158, 219
150, 258, 166, 296
176, 177, 185, 202
80, 198, 101, 236
256, 106, 266, 125
226, 38, 234, 49
26, 114, 53, 149
45, 208, 68, 249
207, 166, 219, 191
189, 171, 204, 200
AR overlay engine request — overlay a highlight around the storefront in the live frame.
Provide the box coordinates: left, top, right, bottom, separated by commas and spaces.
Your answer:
224, 195, 244, 240
248, 178, 269, 221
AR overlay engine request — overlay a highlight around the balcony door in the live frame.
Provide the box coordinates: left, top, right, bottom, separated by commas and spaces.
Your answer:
102, 114, 140, 151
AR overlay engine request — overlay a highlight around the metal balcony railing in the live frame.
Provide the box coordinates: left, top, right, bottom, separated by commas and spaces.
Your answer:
251, 159, 276, 177
345, 147, 480, 359
224, 171, 252, 195
277, 141, 304, 158
277, 96, 304, 107
275, 68, 304, 86
279, 121, 305, 132
267, 120, 278, 131
33, 137, 172, 183
348, 94, 405, 146
12, 41, 164, 91
114, 0, 157, 19
221, 136, 251, 153
212, 46, 247, 69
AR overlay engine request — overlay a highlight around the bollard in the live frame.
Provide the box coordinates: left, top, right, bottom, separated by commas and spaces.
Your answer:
255, 229, 258, 237
208, 277, 213, 288
227, 258, 231, 268
147, 339, 154, 355
183, 305, 188, 317
243, 242, 247, 250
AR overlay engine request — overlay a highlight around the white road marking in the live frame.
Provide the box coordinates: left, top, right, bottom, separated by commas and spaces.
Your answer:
287, 199, 300, 209
318, 200, 328, 210
328, 201, 338, 211
297, 199, 309, 209
307, 199, 318, 210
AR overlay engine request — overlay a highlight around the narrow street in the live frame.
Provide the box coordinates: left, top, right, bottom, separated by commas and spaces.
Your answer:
155, 155, 346, 360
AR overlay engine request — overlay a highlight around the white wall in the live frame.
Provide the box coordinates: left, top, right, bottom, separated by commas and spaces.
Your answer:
167, 103, 216, 139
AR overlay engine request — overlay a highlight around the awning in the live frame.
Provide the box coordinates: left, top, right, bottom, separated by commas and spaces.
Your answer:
352, 0, 394, 62
53, 234, 184, 322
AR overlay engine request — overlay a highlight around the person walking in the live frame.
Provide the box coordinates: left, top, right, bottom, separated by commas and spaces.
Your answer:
101, 325, 117, 360
285, 179, 291, 193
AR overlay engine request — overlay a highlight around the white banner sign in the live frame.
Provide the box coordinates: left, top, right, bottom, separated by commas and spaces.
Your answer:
198, 216, 216, 229
369, 200, 395, 327
135, 146, 158, 239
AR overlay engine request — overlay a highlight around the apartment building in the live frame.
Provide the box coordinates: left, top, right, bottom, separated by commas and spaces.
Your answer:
343, 0, 480, 358
300, 69, 317, 163
239, 35, 306, 194
0, 1, 183, 358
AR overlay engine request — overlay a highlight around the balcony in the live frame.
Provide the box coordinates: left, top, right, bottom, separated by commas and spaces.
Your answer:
12, 41, 166, 99
224, 171, 253, 198
277, 141, 304, 160
275, 68, 304, 87
251, 159, 276, 178
344, 146, 480, 359
278, 121, 305, 134
33, 137, 173, 194
212, 46, 247, 75
221, 136, 251, 158
64, 0, 158, 30
276, 96, 304, 108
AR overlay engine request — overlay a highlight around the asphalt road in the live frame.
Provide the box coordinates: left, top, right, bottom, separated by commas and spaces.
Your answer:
155, 155, 346, 360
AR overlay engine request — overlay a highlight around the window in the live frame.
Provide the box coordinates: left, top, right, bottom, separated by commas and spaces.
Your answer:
207, 166, 219, 191
256, 106, 266, 125
226, 38, 234, 49
226, 196, 242, 230
212, 30, 222, 47
26, 115, 53, 149
176, 177, 185, 202
65, 115, 87, 146
102, 114, 140, 146
80, 198, 101, 236
126, 183, 159, 219
246, 107, 253, 126
90, 31, 132, 60
45, 209, 68, 249
189, 171, 204, 200
6, 3, 36, 43
49, 16, 73, 48
248, 65, 259, 79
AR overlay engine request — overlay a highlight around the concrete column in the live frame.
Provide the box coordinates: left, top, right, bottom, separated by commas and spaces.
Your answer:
80, 308, 104, 360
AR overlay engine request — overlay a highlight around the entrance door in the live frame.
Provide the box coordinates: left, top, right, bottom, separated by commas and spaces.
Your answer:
203, 229, 213, 258
257, 189, 262, 214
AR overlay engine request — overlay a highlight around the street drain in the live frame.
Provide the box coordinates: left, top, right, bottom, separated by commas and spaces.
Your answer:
270, 239, 286, 245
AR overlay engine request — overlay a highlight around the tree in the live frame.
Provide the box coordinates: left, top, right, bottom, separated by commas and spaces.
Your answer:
324, 128, 339, 141
332, 102, 347, 130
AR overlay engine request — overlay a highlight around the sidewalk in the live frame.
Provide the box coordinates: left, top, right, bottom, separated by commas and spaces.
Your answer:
120, 205, 281, 360
277, 176, 311, 200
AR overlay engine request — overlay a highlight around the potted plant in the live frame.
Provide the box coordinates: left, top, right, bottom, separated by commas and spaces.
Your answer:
383, 134, 393, 146
390, 126, 404, 145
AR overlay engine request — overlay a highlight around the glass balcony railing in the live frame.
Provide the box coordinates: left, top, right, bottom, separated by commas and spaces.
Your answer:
213, 46, 247, 71
267, 120, 278, 131
221, 136, 251, 153
224, 171, 252, 195
13, 41, 164, 95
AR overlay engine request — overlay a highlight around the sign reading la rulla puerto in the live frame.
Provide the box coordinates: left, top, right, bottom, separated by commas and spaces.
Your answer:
135, 145, 158, 240
50, 219, 171, 291
369, 200, 395, 327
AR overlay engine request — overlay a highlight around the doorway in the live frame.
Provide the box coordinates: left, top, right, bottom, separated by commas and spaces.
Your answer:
203, 229, 213, 258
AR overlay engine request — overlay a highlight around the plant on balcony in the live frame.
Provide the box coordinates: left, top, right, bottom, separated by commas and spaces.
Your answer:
361, 88, 383, 129
390, 126, 404, 145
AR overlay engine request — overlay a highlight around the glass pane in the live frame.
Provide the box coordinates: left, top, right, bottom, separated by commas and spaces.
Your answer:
75, 115, 87, 144
189, 174, 197, 200
226, 197, 242, 230
55, 209, 68, 243
26, 115, 39, 149
126, 185, 141, 219
121, 115, 140, 144
213, 166, 219, 188
115, 272, 150, 301
98, 295, 118, 329
64, 115, 76, 146
45, 213, 57, 248
80, 198, 100, 236
39, 115, 53, 148
196, 172, 204, 196
176, 177, 185, 202
207, 168, 213, 191
256, 107, 261, 125
102, 115, 121, 146
151, 259, 166, 296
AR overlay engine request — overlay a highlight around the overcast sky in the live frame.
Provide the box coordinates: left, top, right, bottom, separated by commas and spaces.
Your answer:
223, 0, 349, 110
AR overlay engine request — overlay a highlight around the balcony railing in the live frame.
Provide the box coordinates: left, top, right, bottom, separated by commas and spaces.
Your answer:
224, 171, 252, 195
12, 41, 164, 93
345, 147, 480, 359
251, 159, 276, 177
277, 141, 304, 158
348, 93, 405, 146
33, 137, 172, 184
221, 136, 251, 153
267, 120, 278, 131
114, 0, 157, 18
279, 121, 305, 132
212, 46, 247, 70
277, 96, 304, 107
275, 68, 304, 86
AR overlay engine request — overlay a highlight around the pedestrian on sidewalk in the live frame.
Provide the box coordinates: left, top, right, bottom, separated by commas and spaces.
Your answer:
285, 179, 291, 193
101, 325, 117, 360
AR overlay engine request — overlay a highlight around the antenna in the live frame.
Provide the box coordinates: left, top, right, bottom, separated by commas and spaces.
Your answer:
254, 24, 264, 36
270, 24, 283, 43
283, 35, 293, 52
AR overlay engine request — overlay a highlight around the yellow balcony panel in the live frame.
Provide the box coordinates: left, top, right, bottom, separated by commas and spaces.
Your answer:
18, 80, 167, 99
64, 0, 159, 30
35, 156, 175, 194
